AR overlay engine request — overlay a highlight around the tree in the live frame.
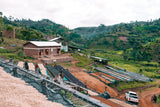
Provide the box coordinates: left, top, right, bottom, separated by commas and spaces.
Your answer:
0, 12, 2, 17
18, 49, 25, 58
21, 30, 30, 40
6, 25, 13, 31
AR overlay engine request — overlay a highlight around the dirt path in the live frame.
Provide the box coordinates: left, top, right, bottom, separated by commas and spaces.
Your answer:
0, 67, 64, 107
71, 60, 78, 68
139, 87, 160, 107
92, 96, 122, 107
117, 87, 160, 107
108, 98, 137, 107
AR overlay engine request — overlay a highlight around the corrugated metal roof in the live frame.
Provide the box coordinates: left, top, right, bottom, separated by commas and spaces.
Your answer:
49, 37, 61, 41
30, 41, 61, 47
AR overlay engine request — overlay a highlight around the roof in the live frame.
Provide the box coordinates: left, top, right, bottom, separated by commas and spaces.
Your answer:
90, 56, 108, 61
128, 91, 137, 94
30, 41, 61, 47
49, 37, 61, 41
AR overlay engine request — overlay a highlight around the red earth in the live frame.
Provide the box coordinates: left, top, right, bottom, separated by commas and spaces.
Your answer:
68, 60, 160, 107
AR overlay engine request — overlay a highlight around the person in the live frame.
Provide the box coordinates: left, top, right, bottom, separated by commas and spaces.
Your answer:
24, 61, 29, 70
152, 94, 157, 103
54, 64, 56, 67
85, 84, 87, 88
35, 63, 38, 72
105, 86, 107, 92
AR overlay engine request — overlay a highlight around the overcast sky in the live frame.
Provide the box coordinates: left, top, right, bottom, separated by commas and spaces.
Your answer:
1, 0, 160, 29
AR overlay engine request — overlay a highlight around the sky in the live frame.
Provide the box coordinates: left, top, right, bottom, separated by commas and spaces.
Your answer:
1, 0, 160, 29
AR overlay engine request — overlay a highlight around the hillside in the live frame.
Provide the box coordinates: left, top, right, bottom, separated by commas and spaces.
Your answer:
74, 20, 160, 50
74, 24, 114, 39
74, 20, 160, 63
14, 19, 85, 46
0, 12, 159, 63
0, 13, 85, 48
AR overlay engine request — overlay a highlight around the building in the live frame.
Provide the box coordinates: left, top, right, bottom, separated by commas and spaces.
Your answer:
23, 41, 61, 58
49, 37, 68, 52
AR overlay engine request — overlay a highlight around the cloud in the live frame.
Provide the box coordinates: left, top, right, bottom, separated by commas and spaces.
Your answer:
1, 0, 160, 28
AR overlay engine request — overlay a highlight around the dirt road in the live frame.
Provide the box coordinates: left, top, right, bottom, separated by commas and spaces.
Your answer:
92, 96, 122, 107
139, 87, 160, 107
117, 87, 160, 107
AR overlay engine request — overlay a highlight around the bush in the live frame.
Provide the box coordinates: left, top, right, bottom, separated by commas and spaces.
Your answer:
25, 56, 35, 60
158, 94, 160, 104
18, 49, 25, 58
6, 25, 13, 31
109, 80, 157, 91
72, 53, 93, 67
0, 48, 14, 53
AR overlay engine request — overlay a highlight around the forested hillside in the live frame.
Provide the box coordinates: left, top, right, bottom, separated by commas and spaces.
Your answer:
74, 24, 114, 39
74, 20, 160, 63
0, 12, 84, 47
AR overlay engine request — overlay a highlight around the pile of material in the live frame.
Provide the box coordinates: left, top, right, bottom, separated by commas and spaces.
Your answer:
0, 67, 64, 107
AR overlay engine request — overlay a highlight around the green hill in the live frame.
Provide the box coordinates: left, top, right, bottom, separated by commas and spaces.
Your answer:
0, 12, 85, 48
74, 20, 160, 63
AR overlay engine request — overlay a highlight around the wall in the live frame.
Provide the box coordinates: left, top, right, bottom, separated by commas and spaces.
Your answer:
23, 42, 61, 58
2, 29, 15, 39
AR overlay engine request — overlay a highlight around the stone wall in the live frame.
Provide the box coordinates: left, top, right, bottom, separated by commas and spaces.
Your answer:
23, 48, 39, 58
2, 29, 15, 39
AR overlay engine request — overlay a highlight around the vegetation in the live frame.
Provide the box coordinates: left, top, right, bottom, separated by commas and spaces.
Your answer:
74, 20, 160, 64
109, 80, 158, 91
87, 49, 160, 78
0, 48, 14, 53
71, 53, 93, 67
158, 94, 160, 105
14, 19, 85, 45
0, 12, 85, 48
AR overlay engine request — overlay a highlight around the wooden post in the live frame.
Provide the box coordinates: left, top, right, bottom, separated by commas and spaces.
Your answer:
38, 49, 39, 58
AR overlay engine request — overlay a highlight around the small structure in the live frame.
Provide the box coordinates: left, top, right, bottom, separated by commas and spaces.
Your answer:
90, 56, 108, 65
2, 29, 15, 39
23, 41, 61, 58
49, 37, 68, 52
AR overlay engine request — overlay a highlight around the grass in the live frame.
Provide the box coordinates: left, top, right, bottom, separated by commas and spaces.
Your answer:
80, 49, 160, 78
110, 61, 160, 78
109, 81, 158, 91
0, 48, 15, 53
94, 51, 124, 61
0, 37, 26, 47
71, 53, 93, 67
0, 53, 24, 61
0, 37, 34, 61
57, 62, 72, 67
88, 49, 160, 78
